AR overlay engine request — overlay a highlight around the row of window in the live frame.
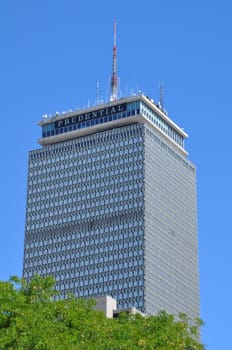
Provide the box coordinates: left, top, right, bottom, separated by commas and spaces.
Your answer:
25, 231, 144, 250
60, 285, 144, 299
25, 219, 144, 249
28, 178, 143, 198
25, 242, 144, 260
27, 196, 144, 217
24, 248, 144, 266
27, 182, 143, 206
31, 142, 143, 167
24, 262, 144, 277
28, 168, 144, 189
29, 158, 144, 179
27, 188, 143, 208
25, 210, 144, 237
42, 105, 141, 138
26, 204, 144, 230
24, 267, 144, 284
25, 234, 144, 252
32, 123, 144, 160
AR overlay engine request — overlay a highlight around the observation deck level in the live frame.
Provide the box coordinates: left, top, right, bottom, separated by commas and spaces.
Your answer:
38, 94, 188, 155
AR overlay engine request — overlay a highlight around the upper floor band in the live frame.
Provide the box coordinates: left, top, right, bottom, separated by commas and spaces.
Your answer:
38, 95, 188, 155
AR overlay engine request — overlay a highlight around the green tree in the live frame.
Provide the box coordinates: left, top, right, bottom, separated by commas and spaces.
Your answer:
0, 275, 204, 349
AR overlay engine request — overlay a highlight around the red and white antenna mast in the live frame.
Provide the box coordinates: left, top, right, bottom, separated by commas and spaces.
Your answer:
110, 21, 118, 101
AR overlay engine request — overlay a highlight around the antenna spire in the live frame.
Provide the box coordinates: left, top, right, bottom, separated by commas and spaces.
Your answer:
96, 81, 100, 105
159, 82, 164, 109
110, 21, 118, 101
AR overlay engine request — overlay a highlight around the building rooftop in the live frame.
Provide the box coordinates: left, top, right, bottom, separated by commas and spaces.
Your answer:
94, 295, 145, 318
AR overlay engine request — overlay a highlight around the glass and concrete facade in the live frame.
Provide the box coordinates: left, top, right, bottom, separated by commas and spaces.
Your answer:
23, 94, 199, 318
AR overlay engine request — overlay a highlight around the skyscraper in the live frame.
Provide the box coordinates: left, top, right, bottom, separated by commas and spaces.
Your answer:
23, 25, 199, 319
23, 93, 199, 317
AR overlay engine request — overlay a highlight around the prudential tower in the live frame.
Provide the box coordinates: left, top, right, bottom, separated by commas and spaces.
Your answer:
23, 23, 200, 318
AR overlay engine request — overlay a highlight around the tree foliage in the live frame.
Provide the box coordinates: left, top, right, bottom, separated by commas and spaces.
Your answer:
0, 275, 204, 349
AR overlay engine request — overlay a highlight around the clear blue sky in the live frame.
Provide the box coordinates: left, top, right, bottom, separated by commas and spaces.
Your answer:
0, 1, 231, 348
